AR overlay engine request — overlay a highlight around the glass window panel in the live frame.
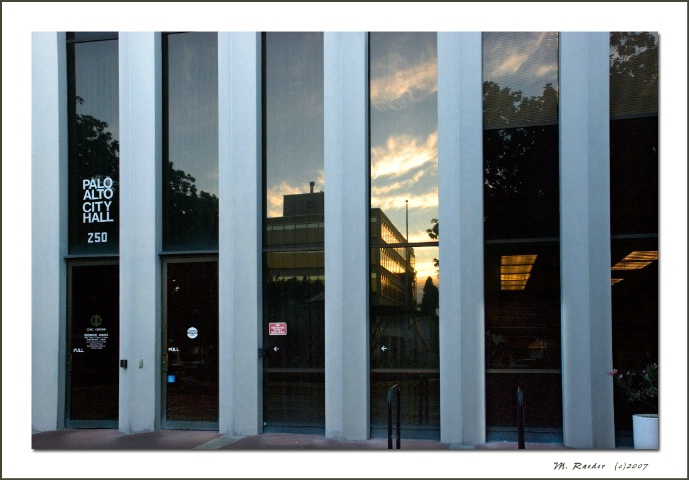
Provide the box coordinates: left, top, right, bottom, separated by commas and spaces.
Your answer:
483, 32, 562, 437
609, 33, 658, 445
68, 37, 119, 255
484, 242, 561, 435
369, 33, 439, 438
263, 32, 325, 432
610, 32, 658, 118
163, 32, 219, 251
610, 237, 658, 436
482, 33, 559, 240
609, 33, 659, 236
483, 32, 559, 129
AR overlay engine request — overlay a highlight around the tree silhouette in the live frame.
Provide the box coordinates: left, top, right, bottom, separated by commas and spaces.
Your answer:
163, 160, 219, 249
73, 97, 119, 180
419, 276, 439, 316
610, 32, 658, 115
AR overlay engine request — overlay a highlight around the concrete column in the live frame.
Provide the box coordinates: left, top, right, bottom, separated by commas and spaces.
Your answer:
31, 32, 68, 432
437, 32, 486, 446
559, 32, 615, 448
118, 32, 162, 433
324, 32, 370, 440
218, 32, 263, 436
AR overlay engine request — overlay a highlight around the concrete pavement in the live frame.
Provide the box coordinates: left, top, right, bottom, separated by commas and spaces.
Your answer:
32, 429, 569, 450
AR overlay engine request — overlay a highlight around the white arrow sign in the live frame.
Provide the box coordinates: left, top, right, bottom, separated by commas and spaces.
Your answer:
381, 346, 387, 352
273, 346, 280, 352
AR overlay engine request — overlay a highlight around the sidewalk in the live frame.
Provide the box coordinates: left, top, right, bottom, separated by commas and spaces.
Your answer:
31, 429, 568, 450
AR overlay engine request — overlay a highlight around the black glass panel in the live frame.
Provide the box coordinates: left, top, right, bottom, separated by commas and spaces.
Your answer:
610, 116, 658, 235
609, 33, 659, 444
486, 373, 562, 430
68, 264, 119, 425
68, 38, 119, 255
483, 125, 560, 240
610, 237, 659, 432
164, 261, 218, 426
484, 242, 561, 432
163, 32, 219, 251
484, 243, 561, 370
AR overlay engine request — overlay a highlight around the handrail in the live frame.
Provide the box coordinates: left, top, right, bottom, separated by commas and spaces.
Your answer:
517, 386, 525, 449
387, 384, 401, 449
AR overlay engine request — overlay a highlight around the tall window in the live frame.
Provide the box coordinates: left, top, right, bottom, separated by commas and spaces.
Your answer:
161, 32, 219, 429
482, 32, 562, 441
262, 32, 325, 432
66, 32, 120, 428
68, 33, 119, 255
369, 32, 439, 439
609, 32, 659, 442
163, 32, 219, 251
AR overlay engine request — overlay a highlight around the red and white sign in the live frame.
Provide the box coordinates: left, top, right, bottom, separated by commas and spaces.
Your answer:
269, 322, 287, 336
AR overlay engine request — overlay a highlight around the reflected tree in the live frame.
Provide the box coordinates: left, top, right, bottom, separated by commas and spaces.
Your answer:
483, 81, 559, 239
73, 97, 119, 181
419, 276, 438, 316
610, 32, 658, 115
163, 160, 219, 249
69, 96, 120, 253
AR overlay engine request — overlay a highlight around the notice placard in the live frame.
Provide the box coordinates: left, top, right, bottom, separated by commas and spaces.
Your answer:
84, 327, 108, 350
269, 322, 287, 335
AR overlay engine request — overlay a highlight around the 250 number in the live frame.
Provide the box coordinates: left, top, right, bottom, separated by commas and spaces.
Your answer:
87, 232, 108, 243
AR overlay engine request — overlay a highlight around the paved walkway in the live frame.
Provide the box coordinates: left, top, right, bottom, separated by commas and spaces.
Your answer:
31, 429, 568, 450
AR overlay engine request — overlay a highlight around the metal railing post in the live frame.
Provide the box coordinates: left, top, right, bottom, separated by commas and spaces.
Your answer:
517, 386, 525, 449
387, 384, 401, 449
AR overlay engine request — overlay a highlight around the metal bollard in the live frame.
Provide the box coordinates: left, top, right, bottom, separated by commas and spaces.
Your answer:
517, 386, 525, 449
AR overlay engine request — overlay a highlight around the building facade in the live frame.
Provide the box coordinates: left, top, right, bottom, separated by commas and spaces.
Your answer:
32, 31, 658, 448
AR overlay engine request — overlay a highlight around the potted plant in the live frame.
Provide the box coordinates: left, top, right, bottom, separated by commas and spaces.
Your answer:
608, 363, 658, 449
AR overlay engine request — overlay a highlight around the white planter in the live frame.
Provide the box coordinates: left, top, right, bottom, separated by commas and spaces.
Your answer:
633, 414, 658, 449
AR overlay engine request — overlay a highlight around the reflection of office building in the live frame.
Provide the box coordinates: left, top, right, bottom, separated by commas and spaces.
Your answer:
30, 31, 659, 454
370, 208, 416, 307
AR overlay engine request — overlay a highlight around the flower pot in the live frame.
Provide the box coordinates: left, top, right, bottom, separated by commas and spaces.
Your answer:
632, 414, 658, 449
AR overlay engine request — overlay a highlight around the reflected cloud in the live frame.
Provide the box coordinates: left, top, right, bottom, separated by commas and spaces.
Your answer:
371, 170, 426, 196
371, 60, 437, 111
483, 32, 558, 98
371, 132, 437, 180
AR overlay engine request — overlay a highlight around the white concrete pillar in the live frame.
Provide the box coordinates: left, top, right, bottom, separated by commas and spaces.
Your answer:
218, 32, 263, 436
559, 32, 615, 448
324, 32, 370, 440
437, 32, 486, 446
31, 32, 68, 432
118, 32, 162, 433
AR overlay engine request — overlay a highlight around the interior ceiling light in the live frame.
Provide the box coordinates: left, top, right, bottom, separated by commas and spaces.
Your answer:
611, 278, 624, 285
500, 254, 537, 291
611, 250, 658, 271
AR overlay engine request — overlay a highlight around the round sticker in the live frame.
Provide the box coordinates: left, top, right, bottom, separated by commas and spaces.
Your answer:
90, 314, 103, 327
187, 327, 198, 339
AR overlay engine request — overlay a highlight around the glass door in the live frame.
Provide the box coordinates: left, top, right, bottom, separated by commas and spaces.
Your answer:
66, 261, 119, 428
162, 258, 218, 430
